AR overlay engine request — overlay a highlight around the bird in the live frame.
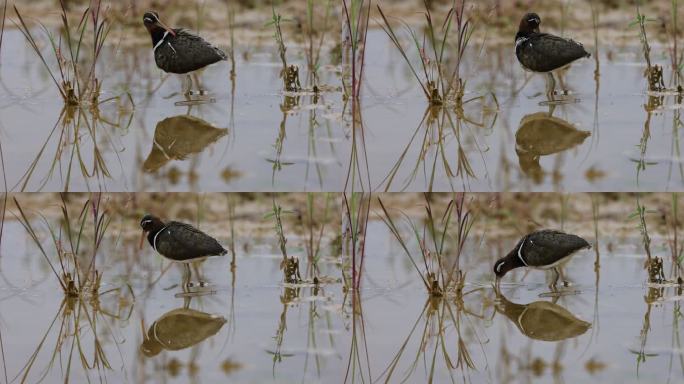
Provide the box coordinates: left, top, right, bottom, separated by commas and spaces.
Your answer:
139, 214, 227, 290
515, 13, 590, 99
493, 229, 590, 289
142, 11, 227, 97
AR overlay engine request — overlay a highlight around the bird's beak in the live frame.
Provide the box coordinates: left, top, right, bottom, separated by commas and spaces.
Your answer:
139, 230, 147, 250
155, 19, 176, 37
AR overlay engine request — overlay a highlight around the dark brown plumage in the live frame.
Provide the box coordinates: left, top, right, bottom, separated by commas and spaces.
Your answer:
140, 214, 227, 262
143, 11, 227, 75
515, 13, 590, 73
494, 230, 590, 288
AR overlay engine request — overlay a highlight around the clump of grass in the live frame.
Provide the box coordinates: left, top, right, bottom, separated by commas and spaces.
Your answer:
629, 194, 665, 284
13, 193, 111, 297
304, 193, 333, 282
342, 192, 370, 290
268, 5, 301, 92
378, 193, 474, 297
267, 199, 301, 284
304, 0, 332, 87
377, 0, 475, 106
342, 0, 371, 99
667, 193, 684, 280
13, 0, 112, 105
669, 0, 682, 87
630, 4, 665, 92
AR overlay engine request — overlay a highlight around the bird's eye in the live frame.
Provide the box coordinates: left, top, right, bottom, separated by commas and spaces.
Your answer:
495, 262, 504, 273
141, 219, 152, 227
144, 17, 153, 23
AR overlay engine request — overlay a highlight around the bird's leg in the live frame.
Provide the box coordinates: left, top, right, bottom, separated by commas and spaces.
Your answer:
558, 267, 569, 287
193, 262, 208, 287
183, 263, 192, 291
183, 74, 193, 98
548, 267, 560, 291
545, 72, 556, 100
192, 72, 206, 95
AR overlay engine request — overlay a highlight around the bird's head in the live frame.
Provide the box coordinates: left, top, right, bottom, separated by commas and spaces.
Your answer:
143, 11, 176, 37
519, 13, 541, 34
139, 214, 164, 249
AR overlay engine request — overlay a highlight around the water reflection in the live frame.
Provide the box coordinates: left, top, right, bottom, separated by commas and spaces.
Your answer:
495, 292, 591, 341
143, 115, 228, 173
515, 112, 591, 183
141, 298, 227, 357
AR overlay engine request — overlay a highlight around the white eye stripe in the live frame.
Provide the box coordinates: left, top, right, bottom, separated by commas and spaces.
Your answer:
495, 262, 503, 273
141, 219, 152, 226
144, 17, 154, 23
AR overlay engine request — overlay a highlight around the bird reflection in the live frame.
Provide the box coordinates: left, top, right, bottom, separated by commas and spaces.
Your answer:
515, 112, 590, 183
141, 302, 227, 357
495, 291, 590, 341
143, 115, 228, 172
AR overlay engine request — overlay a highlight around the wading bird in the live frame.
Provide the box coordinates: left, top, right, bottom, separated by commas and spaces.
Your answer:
493, 229, 590, 289
140, 214, 227, 290
143, 11, 227, 97
515, 13, 590, 99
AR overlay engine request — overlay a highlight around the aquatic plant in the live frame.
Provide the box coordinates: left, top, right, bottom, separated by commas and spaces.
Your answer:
342, 192, 370, 290
267, 199, 301, 284
13, 0, 112, 105
268, 5, 301, 92
667, 194, 683, 279
13, 193, 111, 297
305, 0, 333, 86
378, 193, 474, 296
377, 0, 475, 106
669, 0, 683, 86
304, 193, 333, 280
630, 4, 665, 92
342, 0, 370, 99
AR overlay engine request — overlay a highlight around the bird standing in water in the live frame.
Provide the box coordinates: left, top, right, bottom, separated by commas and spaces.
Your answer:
140, 214, 227, 291
143, 11, 227, 97
493, 229, 590, 289
515, 13, 590, 99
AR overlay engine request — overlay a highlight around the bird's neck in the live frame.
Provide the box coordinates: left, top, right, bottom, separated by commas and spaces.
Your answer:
504, 249, 528, 271
146, 224, 166, 247
149, 27, 171, 47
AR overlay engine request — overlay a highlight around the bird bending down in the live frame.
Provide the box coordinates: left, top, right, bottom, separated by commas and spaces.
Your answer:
515, 13, 590, 100
493, 229, 590, 290
140, 214, 227, 291
143, 11, 227, 98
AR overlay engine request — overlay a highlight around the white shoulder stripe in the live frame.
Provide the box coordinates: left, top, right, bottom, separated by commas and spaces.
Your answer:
153, 31, 171, 53
517, 236, 529, 267
152, 226, 167, 254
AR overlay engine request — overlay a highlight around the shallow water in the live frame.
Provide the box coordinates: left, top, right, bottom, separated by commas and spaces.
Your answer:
353, 221, 684, 384
1, 29, 682, 192
0, 218, 346, 384
0, 29, 347, 192
358, 31, 683, 192
1, 211, 682, 383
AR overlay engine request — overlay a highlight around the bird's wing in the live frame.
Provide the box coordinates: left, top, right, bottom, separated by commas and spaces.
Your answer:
522, 230, 589, 267
156, 222, 226, 260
